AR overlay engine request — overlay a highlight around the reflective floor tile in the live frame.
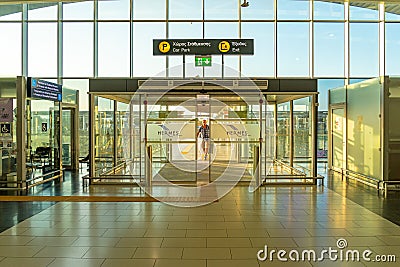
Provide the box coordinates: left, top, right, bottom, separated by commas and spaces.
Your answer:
207, 259, 260, 267
207, 222, 245, 229
26, 236, 77, 246
19, 228, 68, 237
293, 237, 338, 247
144, 229, 186, 238
186, 229, 227, 238
0, 236, 34, 246
34, 246, 89, 258
47, 258, 104, 267
182, 248, 231, 259
227, 229, 268, 238
207, 238, 252, 248
250, 238, 298, 248
267, 229, 311, 238
83, 247, 136, 259
101, 259, 155, 267
167, 222, 207, 230
305, 228, 352, 237
154, 259, 206, 267
72, 237, 120, 247
162, 238, 206, 248
102, 228, 146, 238
230, 248, 260, 259
0, 246, 43, 257
134, 248, 183, 259
116, 237, 163, 248
0, 257, 54, 267
60, 228, 108, 237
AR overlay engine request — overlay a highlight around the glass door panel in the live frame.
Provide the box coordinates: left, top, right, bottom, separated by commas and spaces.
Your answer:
277, 102, 290, 163
116, 102, 129, 166
208, 97, 258, 182
332, 108, 345, 169
147, 96, 197, 183
27, 100, 60, 175
293, 97, 312, 175
61, 109, 72, 167
94, 96, 114, 176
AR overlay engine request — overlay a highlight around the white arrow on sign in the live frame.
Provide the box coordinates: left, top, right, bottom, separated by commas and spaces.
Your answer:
204, 59, 210, 64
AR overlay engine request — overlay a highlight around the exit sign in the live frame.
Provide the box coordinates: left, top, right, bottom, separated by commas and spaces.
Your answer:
195, 55, 212, 67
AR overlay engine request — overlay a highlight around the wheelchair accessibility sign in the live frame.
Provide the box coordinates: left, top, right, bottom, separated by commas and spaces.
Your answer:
1, 124, 11, 134
42, 122, 48, 132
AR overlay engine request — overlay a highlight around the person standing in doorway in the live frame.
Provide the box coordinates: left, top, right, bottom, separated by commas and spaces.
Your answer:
197, 119, 210, 160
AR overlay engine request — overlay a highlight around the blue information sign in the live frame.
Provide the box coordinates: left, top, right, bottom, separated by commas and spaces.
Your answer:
27, 78, 62, 102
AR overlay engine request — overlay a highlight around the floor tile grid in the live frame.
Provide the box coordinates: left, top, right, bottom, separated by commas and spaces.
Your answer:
0, 187, 400, 267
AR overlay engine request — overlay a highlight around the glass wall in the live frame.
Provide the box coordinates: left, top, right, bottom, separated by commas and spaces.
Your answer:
293, 97, 312, 174
1, 1, 400, 179
276, 102, 290, 163
94, 96, 114, 175
347, 78, 381, 179
0, 1, 399, 80
62, 79, 89, 158
329, 78, 382, 179
116, 102, 129, 165
0, 79, 17, 186
27, 99, 60, 175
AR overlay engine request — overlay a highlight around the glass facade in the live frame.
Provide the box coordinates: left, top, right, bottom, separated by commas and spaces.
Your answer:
0, 1, 400, 175
0, 1, 398, 80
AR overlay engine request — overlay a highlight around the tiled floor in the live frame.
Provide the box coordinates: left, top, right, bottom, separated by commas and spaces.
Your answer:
0, 186, 400, 266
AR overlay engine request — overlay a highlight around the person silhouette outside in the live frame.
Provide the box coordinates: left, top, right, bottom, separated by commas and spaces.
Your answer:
197, 119, 210, 160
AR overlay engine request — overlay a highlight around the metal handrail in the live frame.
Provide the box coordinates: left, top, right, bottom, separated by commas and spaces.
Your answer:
0, 168, 64, 191
273, 159, 306, 176
98, 160, 130, 176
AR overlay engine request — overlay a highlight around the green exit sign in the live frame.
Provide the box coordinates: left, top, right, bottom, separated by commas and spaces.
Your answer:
195, 55, 212, 67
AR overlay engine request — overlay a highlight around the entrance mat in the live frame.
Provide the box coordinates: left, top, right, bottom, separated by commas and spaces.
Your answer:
156, 161, 252, 182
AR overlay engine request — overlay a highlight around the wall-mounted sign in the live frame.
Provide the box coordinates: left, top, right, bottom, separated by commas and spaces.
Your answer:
0, 98, 13, 123
0, 123, 11, 134
42, 122, 48, 132
153, 39, 254, 55
195, 55, 212, 67
27, 78, 62, 102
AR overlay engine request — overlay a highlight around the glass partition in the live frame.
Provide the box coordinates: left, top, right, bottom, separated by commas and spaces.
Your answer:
146, 96, 197, 183
90, 89, 318, 185
293, 97, 312, 175
27, 99, 60, 175
329, 86, 346, 104
116, 102, 129, 166
387, 77, 400, 180
94, 96, 114, 176
332, 108, 345, 169
0, 96, 17, 186
61, 109, 72, 166
263, 103, 275, 177
276, 102, 290, 163
346, 78, 381, 179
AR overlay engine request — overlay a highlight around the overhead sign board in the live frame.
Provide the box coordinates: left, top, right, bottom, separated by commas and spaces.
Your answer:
153, 39, 254, 55
195, 55, 212, 67
27, 78, 62, 102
